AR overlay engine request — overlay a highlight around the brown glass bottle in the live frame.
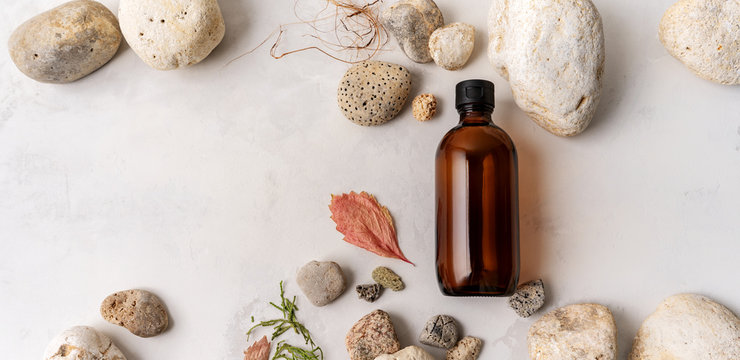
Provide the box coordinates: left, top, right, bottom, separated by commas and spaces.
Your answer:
435, 80, 519, 296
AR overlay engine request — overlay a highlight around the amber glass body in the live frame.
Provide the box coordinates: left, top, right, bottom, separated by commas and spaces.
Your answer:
435, 108, 520, 296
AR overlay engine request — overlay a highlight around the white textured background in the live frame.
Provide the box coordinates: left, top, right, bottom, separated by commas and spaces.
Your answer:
1, 0, 739, 359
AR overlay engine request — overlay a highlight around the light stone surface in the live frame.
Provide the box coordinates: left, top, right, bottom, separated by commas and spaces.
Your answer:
488, 0, 605, 136
528, 303, 617, 360
296, 260, 346, 307
508, 279, 545, 318
429, 23, 475, 71
659, 0, 740, 85
630, 294, 740, 359
7, 0, 121, 83
381, 0, 444, 63
375, 346, 435, 360
419, 314, 458, 349
2, 1, 740, 359
118, 0, 225, 70
43, 326, 126, 360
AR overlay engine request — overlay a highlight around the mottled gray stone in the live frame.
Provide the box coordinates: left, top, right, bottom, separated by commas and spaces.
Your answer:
8, 0, 121, 83
381, 0, 443, 63
419, 314, 459, 349
356, 283, 383, 303
446, 337, 482, 360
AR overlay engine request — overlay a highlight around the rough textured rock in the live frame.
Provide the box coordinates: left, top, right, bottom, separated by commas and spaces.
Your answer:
659, 0, 740, 85
429, 23, 476, 70
528, 303, 617, 360
508, 279, 545, 318
337, 61, 411, 126
412, 93, 437, 121
381, 0, 444, 63
100, 289, 168, 337
296, 260, 346, 306
446, 337, 482, 360
346, 310, 401, 360
419, 314, 459, 349
7, 0, 121, 83
372, 266, 405, 291
488, 0, 605, 136
356, 283, 383, 303
629, 293, 740, 360
118, 0, 225, 70
43, 326, 126, 360
375, 346, 435, 360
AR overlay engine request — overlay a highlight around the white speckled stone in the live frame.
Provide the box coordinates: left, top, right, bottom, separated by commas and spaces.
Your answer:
659, 0, 740, 85
118, 0, 225, 70
429, 23, 475, 71
43, 326, 126, 360
528, 304, 617, 360
374, 346, 434, 360
630, 294, 740, 360
488, 0, 605, 136
8, 0, 121, 83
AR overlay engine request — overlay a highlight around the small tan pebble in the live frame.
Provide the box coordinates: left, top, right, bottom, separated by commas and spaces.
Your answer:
100, 289, 168, 337
412, 94, 437, 121
446, 336, 483, 360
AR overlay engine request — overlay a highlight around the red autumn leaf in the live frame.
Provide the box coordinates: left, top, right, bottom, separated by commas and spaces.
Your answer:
329, 191, 414, 265
244, 336, 270, 360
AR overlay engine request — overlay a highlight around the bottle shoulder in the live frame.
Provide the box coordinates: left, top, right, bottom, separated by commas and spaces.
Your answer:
438, 123, 516, 154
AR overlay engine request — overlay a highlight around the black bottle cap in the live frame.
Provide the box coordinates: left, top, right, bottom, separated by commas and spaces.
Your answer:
455, 79, 495, 112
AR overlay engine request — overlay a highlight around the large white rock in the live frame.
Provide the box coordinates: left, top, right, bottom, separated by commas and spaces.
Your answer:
118, 0, 225, 70
488, 0, 605, 136
629, 294, 740, 360
659, 0, 740, 85
43, 326, 126, 360
528, 303, 617, 360
374, 346, 435, 360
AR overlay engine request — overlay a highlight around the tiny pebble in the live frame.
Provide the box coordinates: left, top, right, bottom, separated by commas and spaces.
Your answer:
372, 266, 405, 291
356, 283, 383, 302
412, 94, 437, 121
508, 279, 546, 318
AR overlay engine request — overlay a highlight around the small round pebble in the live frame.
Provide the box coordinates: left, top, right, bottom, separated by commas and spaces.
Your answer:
412, 94, 437, 121
419, 314, 459, 349
508, 279, 545, 318
100, 289, 169, 337
8, 0, 122, 83
372, 266, 405, 291
356, 283, 383, 303
429, 22, 476, 70
44, 326, 126, 360
296, 260, 346, 306
446, 336, 482, 360
337, 61, 411, 126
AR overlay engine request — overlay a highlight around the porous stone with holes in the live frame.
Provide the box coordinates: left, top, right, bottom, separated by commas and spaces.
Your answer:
100, 289, 169, 337
118, 0, 225, 70
337, 61, 411, 126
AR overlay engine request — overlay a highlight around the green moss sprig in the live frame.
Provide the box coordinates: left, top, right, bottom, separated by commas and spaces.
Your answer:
247, 281, 324, 360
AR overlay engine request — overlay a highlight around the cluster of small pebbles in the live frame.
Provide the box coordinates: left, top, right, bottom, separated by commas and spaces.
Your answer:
43, 289, 169, 359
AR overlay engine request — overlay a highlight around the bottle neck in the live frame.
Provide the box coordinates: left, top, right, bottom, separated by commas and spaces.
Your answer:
458, 108, 494, 125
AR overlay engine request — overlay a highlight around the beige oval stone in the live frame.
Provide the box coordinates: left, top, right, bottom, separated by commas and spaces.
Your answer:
43, 326, 126, 360
429, 23, 475, 71
659, 0, 740, 85
337, 61, 411, 126
488, 0, 605, 136
630, 294, 740, 360
528, 303, 617, 360
7, 0, 121, 83
118, 0, 225, 70
100, 289, 169, 337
